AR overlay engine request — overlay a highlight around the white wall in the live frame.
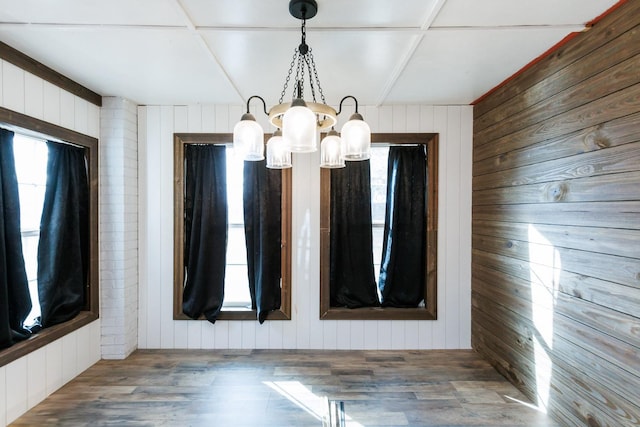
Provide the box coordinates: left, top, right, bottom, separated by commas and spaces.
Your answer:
0, 59, 102, 426
100, 97, 139, 359
138, 103, 472, 350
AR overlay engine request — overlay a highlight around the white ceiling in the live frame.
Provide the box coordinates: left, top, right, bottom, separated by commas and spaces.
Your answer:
0, 0, 620, 106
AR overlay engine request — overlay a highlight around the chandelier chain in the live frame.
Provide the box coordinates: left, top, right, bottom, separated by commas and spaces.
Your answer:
279, 50, 298, 104
308, 49, 326, 105
294, 52, 305, 99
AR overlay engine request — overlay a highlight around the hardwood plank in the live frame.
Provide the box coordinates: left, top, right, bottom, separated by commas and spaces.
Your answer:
474, 111, 640, 175
474, 140, 640, 190
472, 201, 640, 230
472, 251, 640, 317
474, 25, 640, 133
472, 233, 640, 288
473, 0, 640, 119
10, 349, 559, 427
473, 170, 640, 205
474, 82, 640, 163
472, 220, 640, 259
475, 52, 640, 146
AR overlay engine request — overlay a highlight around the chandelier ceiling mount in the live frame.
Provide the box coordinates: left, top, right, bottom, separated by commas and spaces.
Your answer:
233, 0, 371, 169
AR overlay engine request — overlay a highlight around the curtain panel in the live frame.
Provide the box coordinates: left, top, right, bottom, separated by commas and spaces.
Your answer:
378, 145, 427, 307
182, 144, 228, 323
329, 160, 379, 308
243, 160, 282, 323
0, 129, 32, 348
37, 141, 89, 327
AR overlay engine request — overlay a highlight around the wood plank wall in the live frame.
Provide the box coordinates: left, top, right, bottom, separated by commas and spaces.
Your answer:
471, 1, 640, 426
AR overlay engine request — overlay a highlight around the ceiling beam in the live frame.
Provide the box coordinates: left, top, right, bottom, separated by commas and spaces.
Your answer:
374, 0, 448, 106
171, 0, 245, 103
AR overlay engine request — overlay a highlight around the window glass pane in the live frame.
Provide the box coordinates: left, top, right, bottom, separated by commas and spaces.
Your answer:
224, 265, 252, 308
370, 146, 389, 283
12, 134, 48, 329
223, 146, 251, 308
370, 146, 389, 225
226, 147, 244, 224
226, 226, 248, 265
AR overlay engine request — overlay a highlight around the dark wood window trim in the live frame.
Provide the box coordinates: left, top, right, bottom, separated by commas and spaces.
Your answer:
173, 133, 292, 321
0, 41, 102, 107
320, 133, 438, 320
0, 107, 99, 368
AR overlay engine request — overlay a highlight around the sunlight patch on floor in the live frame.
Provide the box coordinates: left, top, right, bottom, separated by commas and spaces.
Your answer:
264, 380, 364, 426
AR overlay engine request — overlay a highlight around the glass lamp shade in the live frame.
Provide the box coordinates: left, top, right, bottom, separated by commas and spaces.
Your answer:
233, 113, 264, 161
319, 131, 345, 168
341, 113, 371, 161
266, 131, 292, 169
282, 99, 317, 153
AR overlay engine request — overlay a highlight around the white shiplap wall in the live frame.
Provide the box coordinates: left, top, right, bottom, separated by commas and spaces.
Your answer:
0, 59, 101, 427
138, 104, 472, 350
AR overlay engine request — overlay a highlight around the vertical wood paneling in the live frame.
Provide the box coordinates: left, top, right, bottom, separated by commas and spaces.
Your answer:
2, 61, 24, 113
42, 81, 60, 126
24, 72, 43, 120
137, 106, 149, 349
472, 2, 640, 425
268, 320, 283, 349
142, 106, 161, 348
0, 366, 5, 427
138, 103, 472, 350
26, 349, 46, 408
160, 106, 175, 348
44, 339, 63, 396
432, 106, 449, 349
5, 358, 27, 424
459, 106, 474, 348
172, 106, 188, 349
445, 106, 462, 349
59, 90, 74, 130
187, 321, 202, 349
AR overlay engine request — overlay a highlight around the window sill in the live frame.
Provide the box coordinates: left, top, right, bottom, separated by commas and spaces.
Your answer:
173, 308, 291, 321
0, 311, 98, 368
320, 306, 436, 321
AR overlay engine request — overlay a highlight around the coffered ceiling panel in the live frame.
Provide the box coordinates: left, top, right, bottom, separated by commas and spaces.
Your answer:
385, 27, 574, 105
433, 0, 619, 26
0, 0, 182, 26
203, 30, 417, 106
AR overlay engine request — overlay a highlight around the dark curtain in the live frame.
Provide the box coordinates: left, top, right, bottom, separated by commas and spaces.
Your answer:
378, 145, 426, 307
329, 160, 379, 308
37, 141, 89, 328
0, 129, 32, 349
183, 144, 227, 323
243, 160, 282, 324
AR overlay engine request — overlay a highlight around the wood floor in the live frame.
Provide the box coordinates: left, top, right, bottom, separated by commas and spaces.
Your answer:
11, 349, 559, 427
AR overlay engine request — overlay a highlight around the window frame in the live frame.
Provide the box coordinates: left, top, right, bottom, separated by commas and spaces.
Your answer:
319, 133, 438, 320
173, 133, 292, 321
0, 107, 99, 367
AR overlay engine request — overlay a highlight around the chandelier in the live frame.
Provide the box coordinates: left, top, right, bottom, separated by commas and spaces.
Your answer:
232, 0, 371, 169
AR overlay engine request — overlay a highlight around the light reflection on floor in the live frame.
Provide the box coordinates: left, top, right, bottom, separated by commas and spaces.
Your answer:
264, 380, 364, 427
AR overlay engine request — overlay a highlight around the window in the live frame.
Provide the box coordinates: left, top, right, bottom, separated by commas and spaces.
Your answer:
173, 133, 292, 321
0, 107, 99, 367
320, 133, 438, 320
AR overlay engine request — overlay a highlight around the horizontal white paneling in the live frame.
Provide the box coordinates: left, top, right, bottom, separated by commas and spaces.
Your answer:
138, 103, 472, 350
0, 59, 101, 426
